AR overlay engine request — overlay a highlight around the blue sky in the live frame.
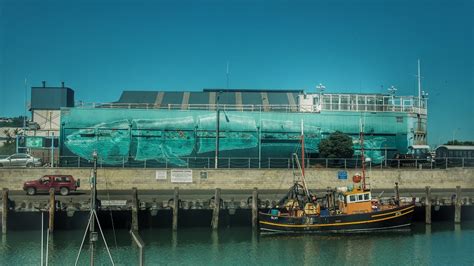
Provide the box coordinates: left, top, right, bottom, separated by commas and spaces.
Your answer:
0, 0, 472, 145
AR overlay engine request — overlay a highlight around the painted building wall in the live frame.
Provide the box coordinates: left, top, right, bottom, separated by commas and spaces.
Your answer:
59, 107, 420, 167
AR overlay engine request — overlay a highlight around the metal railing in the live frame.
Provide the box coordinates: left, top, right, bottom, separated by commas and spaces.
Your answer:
74, 94, 427, 115
2, 155, 472, 169
57, 156, 474, 169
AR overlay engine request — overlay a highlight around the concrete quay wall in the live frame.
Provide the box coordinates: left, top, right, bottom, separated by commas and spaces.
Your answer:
0, 168, 473, 191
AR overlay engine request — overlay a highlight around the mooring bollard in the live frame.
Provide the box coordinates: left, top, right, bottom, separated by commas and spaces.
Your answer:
2, 188, 8, 234
49, 188, 55, 232
252, 187, 258, 229
455, 186, 461, 224
132, 187, 139, 231
425, 186, 431, 224
172, 187, 179, 231
211, 188, 221, 230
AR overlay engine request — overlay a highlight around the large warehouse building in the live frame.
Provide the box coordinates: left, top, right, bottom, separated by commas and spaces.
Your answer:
57, 88, 428, 168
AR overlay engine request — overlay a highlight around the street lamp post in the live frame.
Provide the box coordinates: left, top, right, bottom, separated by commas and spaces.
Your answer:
214, 91, 230, 169
388, 85, 397, 111
316, 83, 326, 111
421, 90, 429, 111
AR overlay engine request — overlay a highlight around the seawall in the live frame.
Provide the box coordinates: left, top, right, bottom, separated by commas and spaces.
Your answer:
0, 168, 473, 190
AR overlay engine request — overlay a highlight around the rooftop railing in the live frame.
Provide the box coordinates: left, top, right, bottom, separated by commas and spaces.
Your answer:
71, 93, 427, 114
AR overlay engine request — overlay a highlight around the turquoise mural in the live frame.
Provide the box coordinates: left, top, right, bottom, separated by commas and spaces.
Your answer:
60, 108, 417, 166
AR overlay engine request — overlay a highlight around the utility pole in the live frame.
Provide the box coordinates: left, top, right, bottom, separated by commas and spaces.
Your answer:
50, 133, 54, 168
24, 78, 27, 131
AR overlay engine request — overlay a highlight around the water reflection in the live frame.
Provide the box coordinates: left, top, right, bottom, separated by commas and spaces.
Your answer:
0, 222, 473, 265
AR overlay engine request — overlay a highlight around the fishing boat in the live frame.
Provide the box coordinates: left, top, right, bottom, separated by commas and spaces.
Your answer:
258, 121, 415, 233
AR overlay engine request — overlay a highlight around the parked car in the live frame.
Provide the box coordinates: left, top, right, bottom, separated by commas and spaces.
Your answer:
23, 175, 80, 196
391, 145, 434, 167
0, 153, 42, 167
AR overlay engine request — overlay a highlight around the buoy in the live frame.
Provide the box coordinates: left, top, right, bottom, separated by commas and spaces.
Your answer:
353, 174, 362, 183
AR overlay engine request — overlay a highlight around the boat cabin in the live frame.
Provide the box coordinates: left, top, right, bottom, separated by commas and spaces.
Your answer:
339, 190, 373, 214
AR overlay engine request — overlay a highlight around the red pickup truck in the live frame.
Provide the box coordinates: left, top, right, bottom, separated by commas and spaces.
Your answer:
23, 175, 80, 196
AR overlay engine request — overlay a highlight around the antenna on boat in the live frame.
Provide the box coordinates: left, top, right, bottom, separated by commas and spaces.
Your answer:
417, 59, 422, 113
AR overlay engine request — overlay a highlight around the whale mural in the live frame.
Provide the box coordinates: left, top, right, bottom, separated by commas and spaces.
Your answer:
63, 110, 391, 166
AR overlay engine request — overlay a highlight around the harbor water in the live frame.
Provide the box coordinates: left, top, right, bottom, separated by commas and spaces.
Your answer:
0, 222, 473, 265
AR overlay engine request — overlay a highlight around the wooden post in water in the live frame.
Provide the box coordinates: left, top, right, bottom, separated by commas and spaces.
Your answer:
425, 186, 431, 224
172, 187, 179, 231
2, 188, 8, 234
132, 187, 139, 231
49, 188, 55, 232
455, 186, 462, 224
252, 187, 258, 229
211, 188, 221, 230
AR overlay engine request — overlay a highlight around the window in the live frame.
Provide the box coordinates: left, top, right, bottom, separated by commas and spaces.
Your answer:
349, 195, 355, 202
358, 194, 364, 201
313, 96, 320, 106
367, 97, 375, 111
364, 193, 370, 200
340, 96, 349, 110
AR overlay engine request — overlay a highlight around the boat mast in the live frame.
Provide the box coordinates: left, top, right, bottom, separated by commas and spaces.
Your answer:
301, 119, 305, 177
360, 118, 366, 190
300, 120, 310, 198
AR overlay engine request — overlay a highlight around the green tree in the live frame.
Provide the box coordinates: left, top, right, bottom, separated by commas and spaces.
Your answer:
0, 116, 27, 127
0, 129, 17, 155
318, 131, 354, 158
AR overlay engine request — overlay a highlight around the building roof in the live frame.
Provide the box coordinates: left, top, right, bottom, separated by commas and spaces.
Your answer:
436, 145, 474, 150
31, 87, 75, 110
116, 89, 301, 107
